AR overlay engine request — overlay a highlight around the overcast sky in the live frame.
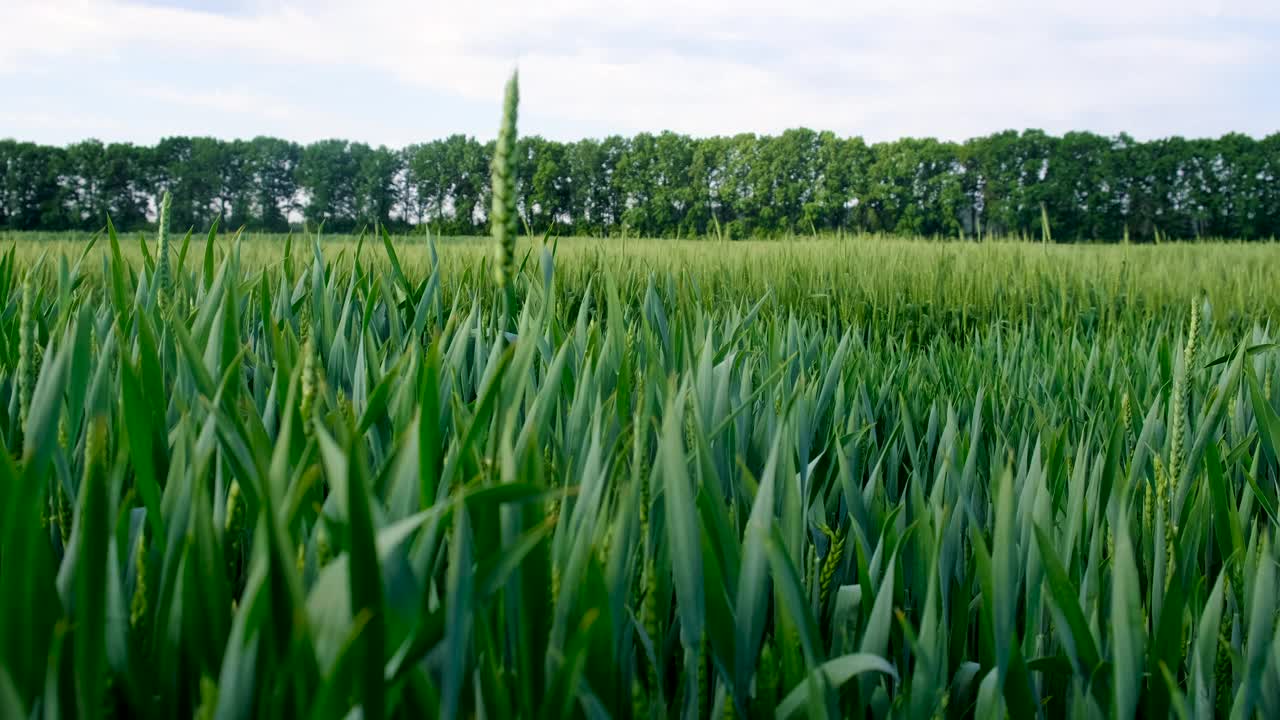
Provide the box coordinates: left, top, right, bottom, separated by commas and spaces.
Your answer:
2, 0, 1277, 147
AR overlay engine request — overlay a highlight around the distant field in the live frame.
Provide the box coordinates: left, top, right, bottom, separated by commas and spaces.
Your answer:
3, 226, 1280, 716
6, 230, 1280, 331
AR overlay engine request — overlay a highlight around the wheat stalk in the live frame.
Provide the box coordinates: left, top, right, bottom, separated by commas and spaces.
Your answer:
491, 70, 520, 326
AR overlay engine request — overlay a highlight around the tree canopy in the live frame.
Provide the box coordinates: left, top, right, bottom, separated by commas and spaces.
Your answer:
2, 130, 1277, 240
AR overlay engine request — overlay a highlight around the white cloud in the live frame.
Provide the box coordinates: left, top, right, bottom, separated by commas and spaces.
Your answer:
1, 0, 1276, 144
133, 86, 298, 120
0, 109, 132, 136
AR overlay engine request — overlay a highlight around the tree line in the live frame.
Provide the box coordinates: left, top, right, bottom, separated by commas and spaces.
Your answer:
2, 130, 1277, 240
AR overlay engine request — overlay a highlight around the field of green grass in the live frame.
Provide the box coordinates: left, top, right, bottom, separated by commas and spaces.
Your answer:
8, 229, 1280, 331
1, 220, 1279, 718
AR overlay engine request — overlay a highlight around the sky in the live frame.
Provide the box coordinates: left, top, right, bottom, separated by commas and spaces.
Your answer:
1, 0, 1278, 147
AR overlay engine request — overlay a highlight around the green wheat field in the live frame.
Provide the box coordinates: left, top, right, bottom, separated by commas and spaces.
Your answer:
3, 225, 1279, 719
3, 76, 1280, 720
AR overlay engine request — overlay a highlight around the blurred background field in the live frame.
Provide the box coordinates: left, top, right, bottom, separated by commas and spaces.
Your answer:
6, 231, 1279, 333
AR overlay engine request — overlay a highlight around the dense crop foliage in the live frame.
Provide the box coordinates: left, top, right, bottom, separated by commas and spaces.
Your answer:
4, 79, 1280, 719
3, 221, 1280, 719
4, 131, 1279, 240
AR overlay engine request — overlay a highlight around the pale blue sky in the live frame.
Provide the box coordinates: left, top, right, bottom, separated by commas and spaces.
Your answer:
2, 0, 1277, 146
